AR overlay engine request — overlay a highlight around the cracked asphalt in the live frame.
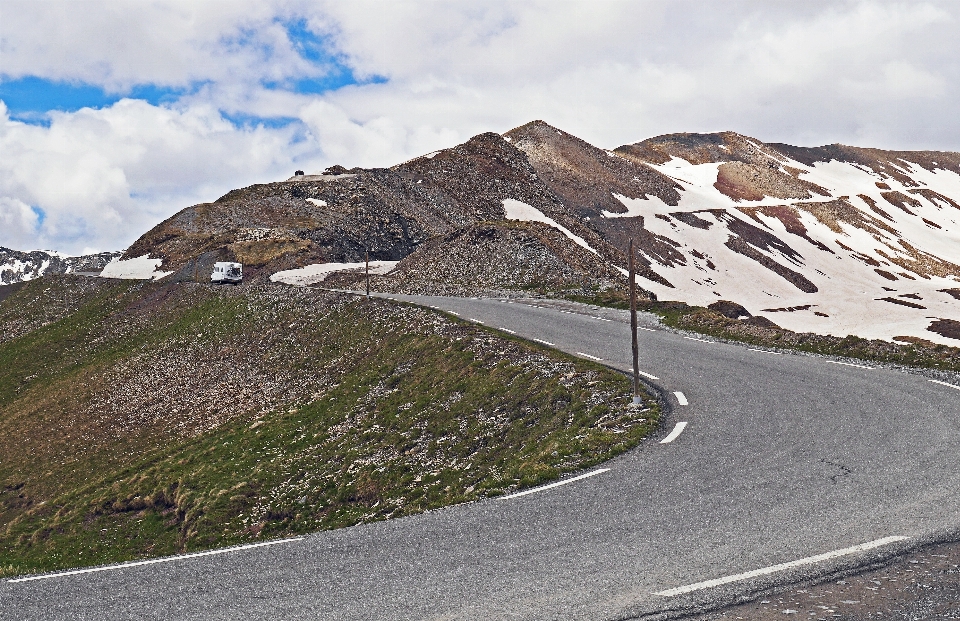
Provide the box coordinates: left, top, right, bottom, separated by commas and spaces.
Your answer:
2, 294, 959, 620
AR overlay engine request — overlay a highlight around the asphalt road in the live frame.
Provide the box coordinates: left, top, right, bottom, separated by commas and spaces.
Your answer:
4, 294, 960, 621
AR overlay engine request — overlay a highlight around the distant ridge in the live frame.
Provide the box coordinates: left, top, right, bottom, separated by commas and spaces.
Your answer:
0, 247, 120, 285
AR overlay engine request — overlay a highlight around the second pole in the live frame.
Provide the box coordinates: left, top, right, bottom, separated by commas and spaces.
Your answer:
629, 239, 641, 404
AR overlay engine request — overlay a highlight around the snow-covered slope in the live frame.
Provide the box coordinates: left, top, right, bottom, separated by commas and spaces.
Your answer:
0, 248, 121, 285
593, 132, 960, 344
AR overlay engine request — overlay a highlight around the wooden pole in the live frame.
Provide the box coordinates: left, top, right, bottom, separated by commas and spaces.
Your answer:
365, 249, 370, 299
629, 239, 641, 403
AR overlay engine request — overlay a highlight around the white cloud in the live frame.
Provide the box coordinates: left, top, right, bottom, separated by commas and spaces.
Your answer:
0, 0, 324, 91
1, 0, 958, 254
0, 196, 40, 250
0, 100, 311, 253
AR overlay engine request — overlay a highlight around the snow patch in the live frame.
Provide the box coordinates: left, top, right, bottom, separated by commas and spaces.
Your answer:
270, 261, 399, 286
99, 256, 172, 280
502, 199, 597, 254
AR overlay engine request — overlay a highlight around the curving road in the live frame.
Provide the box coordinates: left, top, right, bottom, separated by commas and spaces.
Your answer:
3, 294, 960, 620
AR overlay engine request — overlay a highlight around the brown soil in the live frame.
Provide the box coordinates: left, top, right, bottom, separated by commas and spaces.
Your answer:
877, 297, 927, 309
928, 318, 960, 341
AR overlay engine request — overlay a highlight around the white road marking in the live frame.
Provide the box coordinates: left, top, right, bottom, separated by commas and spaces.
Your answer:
576, 352, 602, 361
638, 326, 657, 332
683, 336, 712, 343
930, 379, 960, 390
7, 538, 305, 583
660, 422, 688, 444
827, 360, 873, 369
655, 536, 909, 597
534, 338, 555, 346
748, 348, 781, 355
500, 469, 609, 500
502, 328, 517, 334
674, 391, 688, 406
639, 371, 660, 380
593, 317, 612, 322
448, 311, 460, 316
469, 318, 484, 324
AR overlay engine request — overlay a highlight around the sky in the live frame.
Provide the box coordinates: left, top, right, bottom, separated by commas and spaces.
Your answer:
1, 0, 959, 255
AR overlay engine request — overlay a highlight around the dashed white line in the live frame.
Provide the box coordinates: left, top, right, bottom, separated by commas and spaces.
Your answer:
655, 536, 909, 597
930, 379, 960, 390
593, 317, 612, 322
639, 371, 660, 380
827, 360, 873, 369
448, 311, 460, 316
534, 338, 555, 346
501, 328, 517, 334
500, 469, 609, 500
674, 391, 688, 406
638, 327, 657, 332
660, 422, 688, 444
576, 352, 602, 361
7, 538, 305, 583
469, 318, 484, 324
748, 348, 781, 355
683, 336, 713, 343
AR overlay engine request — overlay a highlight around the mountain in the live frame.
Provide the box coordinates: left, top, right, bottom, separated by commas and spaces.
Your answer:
105, 121, 960, 345
0, 248, 121, 285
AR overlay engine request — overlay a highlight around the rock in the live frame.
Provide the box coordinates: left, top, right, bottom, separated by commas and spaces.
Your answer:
708, 300, 751, 319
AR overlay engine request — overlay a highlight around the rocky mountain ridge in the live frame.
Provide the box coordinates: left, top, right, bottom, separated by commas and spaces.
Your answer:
13, 120, 960, 344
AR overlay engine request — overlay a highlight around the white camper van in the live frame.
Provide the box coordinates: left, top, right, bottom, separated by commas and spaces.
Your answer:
211, 262, 242, 285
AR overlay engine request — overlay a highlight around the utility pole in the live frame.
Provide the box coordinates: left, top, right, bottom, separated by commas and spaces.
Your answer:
365, 249, 370, 299
629, 239, 641, 404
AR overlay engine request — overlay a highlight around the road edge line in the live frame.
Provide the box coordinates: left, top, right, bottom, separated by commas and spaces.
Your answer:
654, 536, 909, 597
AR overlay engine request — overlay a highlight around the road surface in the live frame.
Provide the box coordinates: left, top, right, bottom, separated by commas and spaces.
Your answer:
3, 294, 959, 620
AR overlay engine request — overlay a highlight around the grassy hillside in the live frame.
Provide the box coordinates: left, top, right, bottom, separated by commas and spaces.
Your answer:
0, 276, 658, 577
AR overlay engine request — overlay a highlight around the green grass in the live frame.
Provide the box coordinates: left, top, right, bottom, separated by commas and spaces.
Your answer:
0, 276, 658, 577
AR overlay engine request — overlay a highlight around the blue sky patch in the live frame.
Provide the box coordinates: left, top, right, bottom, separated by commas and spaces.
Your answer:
30, 206, 46, 227
0, 76, 197, 119
266, 19, 387, 94
220, 112, 302, 130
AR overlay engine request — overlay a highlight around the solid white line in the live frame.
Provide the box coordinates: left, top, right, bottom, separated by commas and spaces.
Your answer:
500, 469, 609, 500
7, 538, 305, 583
748, 348, 782, 355
929, 379, 960, 390
827, 360, 873, 369
683, 336, 712, 343
534, 338, 555, 346
639, 371, 660, 380
576, 352, 602, 361
674, 391, 688, 406
660, 422, 688, 444
655, 536, 909, 597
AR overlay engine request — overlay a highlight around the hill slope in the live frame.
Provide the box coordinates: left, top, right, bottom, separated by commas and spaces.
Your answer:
0, 275, 654, 576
